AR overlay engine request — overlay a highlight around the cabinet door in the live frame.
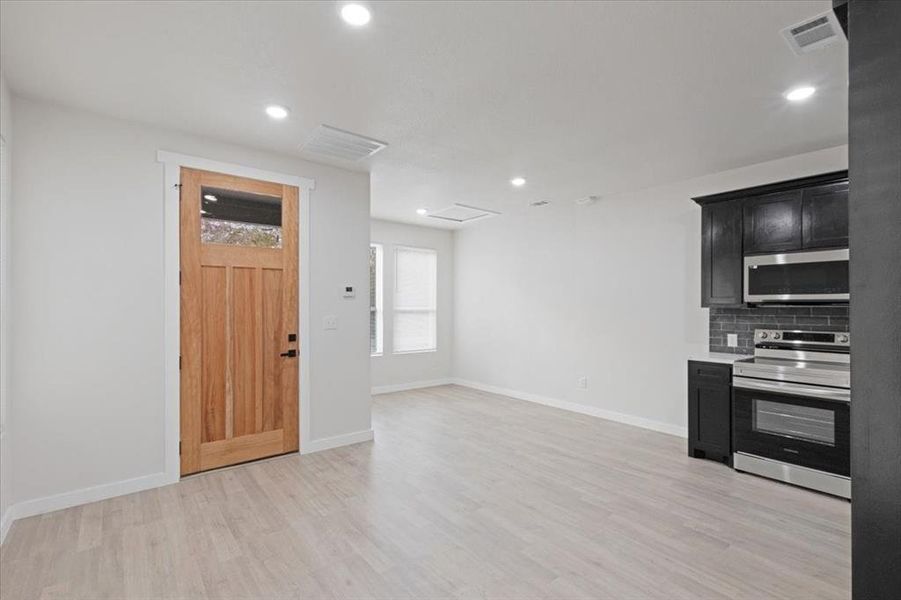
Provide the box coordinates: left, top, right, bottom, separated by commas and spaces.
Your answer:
692, 383, 731, 452
687, 362, 732, 460
803, 181, 849, 249
701, 200, 743, 306
743, 191, 803, 254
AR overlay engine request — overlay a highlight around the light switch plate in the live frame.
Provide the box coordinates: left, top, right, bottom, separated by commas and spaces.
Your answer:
727, 333, 738, 347
577, 376, 588, 390
323, 315, 338, 330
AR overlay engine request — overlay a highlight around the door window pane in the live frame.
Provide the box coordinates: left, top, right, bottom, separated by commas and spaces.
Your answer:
753, 399, 835, 445
200, 186, 282, 248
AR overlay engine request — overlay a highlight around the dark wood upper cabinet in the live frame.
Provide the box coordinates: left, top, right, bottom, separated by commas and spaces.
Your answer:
802, 181, 849, 249
701, 200, 743, 306
742, 191, 803, 254
693, 170, 848, 308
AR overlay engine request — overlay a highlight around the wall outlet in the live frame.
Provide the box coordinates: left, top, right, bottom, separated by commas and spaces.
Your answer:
323, 315, 338, 330
727, 333, 738, 348
577, 376, 588, 390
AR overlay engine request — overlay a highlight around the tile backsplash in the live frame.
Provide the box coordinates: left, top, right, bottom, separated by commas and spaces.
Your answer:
709, 306, 849, 354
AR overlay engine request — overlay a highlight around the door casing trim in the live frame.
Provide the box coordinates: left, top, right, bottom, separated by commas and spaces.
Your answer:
157, 150, 314, 483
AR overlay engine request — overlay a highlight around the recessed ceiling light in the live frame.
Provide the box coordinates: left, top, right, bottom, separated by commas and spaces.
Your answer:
785, 86, 816, 102
203, 194, 218, 202
340, 3, 371, 26
416, 208, 428, 216
265, 105, 289, 119
511, 177, 526, 187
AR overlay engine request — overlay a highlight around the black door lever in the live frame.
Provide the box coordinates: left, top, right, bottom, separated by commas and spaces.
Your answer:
280, 349, 297, 358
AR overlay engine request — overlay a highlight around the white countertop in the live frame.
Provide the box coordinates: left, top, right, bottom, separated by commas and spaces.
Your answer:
688, 351, 752, 365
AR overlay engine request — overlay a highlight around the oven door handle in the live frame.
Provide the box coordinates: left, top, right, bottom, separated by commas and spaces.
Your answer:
732, 377, 850, 403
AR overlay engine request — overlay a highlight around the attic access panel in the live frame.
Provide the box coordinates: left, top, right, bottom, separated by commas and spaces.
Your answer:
426, 203, 501, 223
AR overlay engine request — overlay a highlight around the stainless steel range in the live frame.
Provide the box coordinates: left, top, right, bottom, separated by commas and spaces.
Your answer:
732, 329, 850, 498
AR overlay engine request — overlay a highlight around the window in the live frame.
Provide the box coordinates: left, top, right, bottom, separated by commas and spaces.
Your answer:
200, 186, 282, 248
394, 246, 437, 353
369, 244, 383, 355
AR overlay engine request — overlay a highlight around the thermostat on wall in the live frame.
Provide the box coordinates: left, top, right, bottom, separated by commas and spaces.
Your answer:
343, 286, 355, 299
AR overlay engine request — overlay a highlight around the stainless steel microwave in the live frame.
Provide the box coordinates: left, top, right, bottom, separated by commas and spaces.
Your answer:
744, 248, 849, 304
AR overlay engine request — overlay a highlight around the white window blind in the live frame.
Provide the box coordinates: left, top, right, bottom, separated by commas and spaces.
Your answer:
369, 244, 383, 355
393, 246, 437, 353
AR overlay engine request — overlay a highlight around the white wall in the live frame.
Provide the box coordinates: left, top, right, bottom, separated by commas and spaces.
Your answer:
8, 97, 371, 509
0, 72, 13, 541
370, 219, 453, 391
453, 145, 848, 435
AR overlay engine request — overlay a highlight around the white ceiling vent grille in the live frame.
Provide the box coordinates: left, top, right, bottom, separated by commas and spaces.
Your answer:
426, 203, 500, 223
781, 12, 842, 56
574, 195, 601, 206
301, 125, 387, 161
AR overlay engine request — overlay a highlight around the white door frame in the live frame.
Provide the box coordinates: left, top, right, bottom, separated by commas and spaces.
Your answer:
157, 151, 314, 482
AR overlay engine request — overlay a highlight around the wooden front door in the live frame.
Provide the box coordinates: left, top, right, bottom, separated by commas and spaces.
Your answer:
180, 168, 299, 475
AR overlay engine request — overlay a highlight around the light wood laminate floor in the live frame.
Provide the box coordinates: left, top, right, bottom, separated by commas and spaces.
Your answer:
1, 385, 850, 599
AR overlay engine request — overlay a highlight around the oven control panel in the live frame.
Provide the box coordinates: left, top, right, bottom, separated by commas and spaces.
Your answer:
755, 330, 849, 346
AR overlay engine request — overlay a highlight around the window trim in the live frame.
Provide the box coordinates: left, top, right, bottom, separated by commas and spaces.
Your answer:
369, 242, 384, 357
392, 245, 438, 354
0, 136, 9, 433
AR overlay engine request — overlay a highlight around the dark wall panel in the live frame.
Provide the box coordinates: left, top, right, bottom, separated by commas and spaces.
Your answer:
848, 1, 901, 598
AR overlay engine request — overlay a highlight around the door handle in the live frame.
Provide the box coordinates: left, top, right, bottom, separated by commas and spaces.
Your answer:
280, 349, 297, 358
732, 376, 850, 402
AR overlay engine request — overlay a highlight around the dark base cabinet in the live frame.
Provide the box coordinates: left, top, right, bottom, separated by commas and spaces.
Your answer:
687, 361, 732, 465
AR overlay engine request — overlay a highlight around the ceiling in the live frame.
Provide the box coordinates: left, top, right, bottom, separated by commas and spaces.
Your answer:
0, 1, 847, 228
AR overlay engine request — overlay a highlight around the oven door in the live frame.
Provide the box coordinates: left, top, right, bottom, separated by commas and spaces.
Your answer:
744, 249, 849, 303
732, 378, 850, 476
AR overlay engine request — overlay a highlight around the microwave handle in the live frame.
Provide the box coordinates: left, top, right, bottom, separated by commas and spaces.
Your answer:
733, 377, 850, 403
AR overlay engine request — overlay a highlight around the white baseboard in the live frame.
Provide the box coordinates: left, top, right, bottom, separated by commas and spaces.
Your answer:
0, 379, 681, 544
371, 378, 454, 395
452, 379, 687, 438
0, 507, 12, 545
0, 471, 174, 545
1, 425, 379, 544
301, 428, 374, 454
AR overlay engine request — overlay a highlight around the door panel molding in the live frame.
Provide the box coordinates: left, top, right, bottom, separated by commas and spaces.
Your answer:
200, 429, 285, 472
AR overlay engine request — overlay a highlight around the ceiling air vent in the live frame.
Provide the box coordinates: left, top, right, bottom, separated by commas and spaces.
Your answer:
781, 12, 842, 56
426, 203, 500, 223
301, 125, 388, 161
574, 195, 601, 206
530, 200, 551, 207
